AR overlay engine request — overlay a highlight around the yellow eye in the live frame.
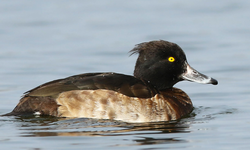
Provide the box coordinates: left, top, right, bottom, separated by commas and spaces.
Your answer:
168, 57, 175, 62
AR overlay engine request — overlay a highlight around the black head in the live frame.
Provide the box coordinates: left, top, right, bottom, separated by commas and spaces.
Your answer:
130, 40, 218, 90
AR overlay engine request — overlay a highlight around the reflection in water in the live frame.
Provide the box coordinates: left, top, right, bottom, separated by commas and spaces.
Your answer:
14, 115, 193, 137
21, 120, 190, 137
133, 137, 187, 145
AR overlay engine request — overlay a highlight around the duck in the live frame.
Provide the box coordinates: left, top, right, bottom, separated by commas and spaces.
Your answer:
3, 40, 218, 122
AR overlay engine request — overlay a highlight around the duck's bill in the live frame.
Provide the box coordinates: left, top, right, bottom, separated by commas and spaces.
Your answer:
181, 62, 218, 85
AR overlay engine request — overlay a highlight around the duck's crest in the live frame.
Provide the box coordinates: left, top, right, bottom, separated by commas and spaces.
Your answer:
129, 40, 176, 56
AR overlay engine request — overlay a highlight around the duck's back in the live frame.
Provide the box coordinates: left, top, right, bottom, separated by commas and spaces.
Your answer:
26, 72, 157, 98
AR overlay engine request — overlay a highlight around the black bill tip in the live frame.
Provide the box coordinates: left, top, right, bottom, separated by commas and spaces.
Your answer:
210, 78, 218, 85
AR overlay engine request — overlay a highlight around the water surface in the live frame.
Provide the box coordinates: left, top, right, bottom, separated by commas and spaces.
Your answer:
0, 1, 250, 149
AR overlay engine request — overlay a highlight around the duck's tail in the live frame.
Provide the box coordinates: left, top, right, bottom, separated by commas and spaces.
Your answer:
2, 96, 59, 117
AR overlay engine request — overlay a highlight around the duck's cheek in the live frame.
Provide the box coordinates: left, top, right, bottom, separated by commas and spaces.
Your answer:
181, 62, 218, 85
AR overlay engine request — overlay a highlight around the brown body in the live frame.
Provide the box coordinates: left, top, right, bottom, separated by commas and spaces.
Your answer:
5, 73, 193, 122
7, 87, 192, 122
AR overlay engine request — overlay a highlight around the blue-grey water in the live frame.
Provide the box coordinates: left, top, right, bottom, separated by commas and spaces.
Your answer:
0, 1, 250, 149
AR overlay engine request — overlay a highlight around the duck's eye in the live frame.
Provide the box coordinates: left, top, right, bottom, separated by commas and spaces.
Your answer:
168, 57, 175, 62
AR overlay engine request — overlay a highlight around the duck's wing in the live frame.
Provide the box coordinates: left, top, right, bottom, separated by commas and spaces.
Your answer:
26, 72, 157, 98
2, 72, 157, 117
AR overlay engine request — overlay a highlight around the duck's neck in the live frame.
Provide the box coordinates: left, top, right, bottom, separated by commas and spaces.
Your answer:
134, 71, 179, 90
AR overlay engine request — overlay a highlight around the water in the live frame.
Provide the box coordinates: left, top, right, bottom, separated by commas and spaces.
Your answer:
0, 0, 250, 149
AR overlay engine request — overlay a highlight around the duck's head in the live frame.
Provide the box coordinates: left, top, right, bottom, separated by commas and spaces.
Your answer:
130, 40, 218, 90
